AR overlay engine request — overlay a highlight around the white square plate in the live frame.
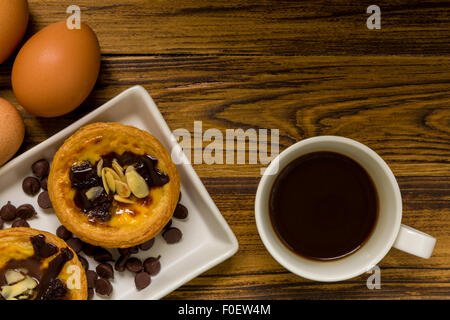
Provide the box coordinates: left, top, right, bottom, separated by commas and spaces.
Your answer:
0, 86, 239, 300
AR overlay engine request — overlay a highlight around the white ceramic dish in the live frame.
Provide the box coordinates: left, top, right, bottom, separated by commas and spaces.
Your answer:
0, 85, 239, 300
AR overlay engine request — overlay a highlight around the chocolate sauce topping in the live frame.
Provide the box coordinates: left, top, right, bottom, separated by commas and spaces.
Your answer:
70, 151, 170, 222
30, 234, 58, 258
101, 152, 169, 187
0, 234, 73, 300
70, 161, 100, 190
35, 248, 73, 300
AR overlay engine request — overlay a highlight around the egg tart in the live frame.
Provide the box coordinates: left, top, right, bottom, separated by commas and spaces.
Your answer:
0, 228, 87, 300
48, 122, 180, 248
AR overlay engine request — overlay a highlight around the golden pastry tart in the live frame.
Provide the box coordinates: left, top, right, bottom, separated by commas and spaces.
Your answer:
0, 228, 87, 300
48, 122, 180, 248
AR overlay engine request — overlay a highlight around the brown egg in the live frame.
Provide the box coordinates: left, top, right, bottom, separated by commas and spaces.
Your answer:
12, 21, 101, 118
0, 98, 25, 166
0, 0, 29, 64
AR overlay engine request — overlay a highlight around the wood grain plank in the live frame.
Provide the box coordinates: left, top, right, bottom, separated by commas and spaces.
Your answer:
21, 0, 450, 55
3, 55, 448, 174
166, 176, 449, 299
0, 54, 448, 299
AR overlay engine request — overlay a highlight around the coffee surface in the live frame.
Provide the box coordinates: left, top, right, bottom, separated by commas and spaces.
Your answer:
269, 151, 378, 261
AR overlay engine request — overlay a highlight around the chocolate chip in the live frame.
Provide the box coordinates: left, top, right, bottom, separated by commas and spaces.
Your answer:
96, 263, 114, 279
94, 248, 113, 263
117, 246, 138, 256
143, 255, 161, 276
12, 219, 30, 228
88, 288, 94, 300
56, 225, 72, 240
163, 219, 172, 230
114, 254, 129, 272
0, 202, 17, 221
138, 238, 155, 251
78, 254, 89, 270
32, 159, 50, 179
135, 272, 151, 290
82, 242, 98, 256
125, 257, 143, 273
173, 204, 188, 219
0, 217, 3, 230
37, 191, 52, 209
22, 177, 41, 196
16, 204, 36, 220
40, 176, 48, 191
95, 278, 113, 296
86, 270, 98, 288
129, 246, 139, 254
30, 234, 58, 258
163, 227, 182, 244
66, 238, 83, 254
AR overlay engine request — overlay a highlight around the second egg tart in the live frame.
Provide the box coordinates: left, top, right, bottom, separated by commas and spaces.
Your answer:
48, 122, 180, 248
0, 228, 87, 300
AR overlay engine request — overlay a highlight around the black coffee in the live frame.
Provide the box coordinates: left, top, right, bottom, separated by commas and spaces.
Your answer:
269, 151, 378, 261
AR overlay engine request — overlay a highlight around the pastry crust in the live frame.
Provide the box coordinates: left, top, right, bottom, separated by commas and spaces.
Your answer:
48, 122, 180, 248
0, 227, 88, 300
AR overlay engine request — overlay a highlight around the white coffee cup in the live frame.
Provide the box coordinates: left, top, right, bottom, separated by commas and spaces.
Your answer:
255, 136, 436, 282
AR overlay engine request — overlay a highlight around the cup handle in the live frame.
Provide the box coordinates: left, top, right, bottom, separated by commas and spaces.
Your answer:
393, 224, 436, 259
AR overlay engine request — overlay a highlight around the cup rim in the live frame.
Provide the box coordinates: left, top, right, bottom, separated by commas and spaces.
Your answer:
255, 136, 403, 282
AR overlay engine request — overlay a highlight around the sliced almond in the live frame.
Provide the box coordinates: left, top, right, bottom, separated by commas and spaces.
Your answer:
104, 167, 121, 182
85, 186, 104, 201
101, 168, 110, 194
97, 158, 104, 177
125, 165, 134, 175
125, 166, 149, 199
114, 194, 136, 204
5, 270, 25, 285
22, 277, 37, 290
102, 168, 121, 194
115, 180, 131, 198
21, 289, 35, 300
1, 276, 36, 300
16, 268, 28, 274
105, 171, 116, 193
112, 159, 126, 182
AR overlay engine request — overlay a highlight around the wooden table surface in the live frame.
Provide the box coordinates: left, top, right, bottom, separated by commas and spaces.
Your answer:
1, 0, 449, 299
